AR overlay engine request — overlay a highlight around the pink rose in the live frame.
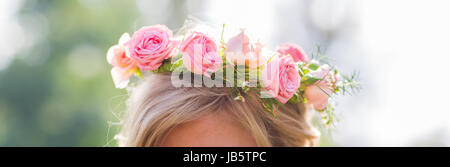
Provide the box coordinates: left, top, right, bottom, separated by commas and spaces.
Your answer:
225, 30, 266, 68
262, 57, 301, 104
107, 33, 138, 89
304, 64, 333, 110
180, 32, 222, 76
126, 25, 175, 70
277, 43, 309, 63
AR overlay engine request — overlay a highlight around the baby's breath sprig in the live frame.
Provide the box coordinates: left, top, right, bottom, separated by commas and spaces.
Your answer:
338, 70, 361, 96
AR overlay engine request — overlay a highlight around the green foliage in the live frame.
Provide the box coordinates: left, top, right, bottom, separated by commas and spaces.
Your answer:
170, 57, 184, 72
301, 76, 321, 85
135, 68, 143, 79
308, 63, 320, 71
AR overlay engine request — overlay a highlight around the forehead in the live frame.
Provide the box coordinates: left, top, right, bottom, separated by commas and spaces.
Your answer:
161, 111, 257, 147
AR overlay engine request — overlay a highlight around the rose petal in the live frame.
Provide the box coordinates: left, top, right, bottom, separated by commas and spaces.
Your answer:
305, 84, 331, 110
118, 33, 131, 46
106, 45, 120, 65
111, 67, 135, 89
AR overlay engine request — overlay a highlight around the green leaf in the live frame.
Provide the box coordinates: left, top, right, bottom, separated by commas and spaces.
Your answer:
267, 53, 278, 63
170, 58, 183, 71
220, 24, 226, 45
288, 93, 300, 104
302, 76, 321, 85
135, 68, 143, 79
308, 63, 319, 71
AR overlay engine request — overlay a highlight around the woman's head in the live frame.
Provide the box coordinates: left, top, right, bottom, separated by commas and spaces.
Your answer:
116, 73, 319, 147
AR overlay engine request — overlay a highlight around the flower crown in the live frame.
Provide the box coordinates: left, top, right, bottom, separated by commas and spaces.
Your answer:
106, 22, 360, 126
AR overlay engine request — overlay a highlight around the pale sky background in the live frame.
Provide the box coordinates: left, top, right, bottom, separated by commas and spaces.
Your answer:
197, 0, 450, 146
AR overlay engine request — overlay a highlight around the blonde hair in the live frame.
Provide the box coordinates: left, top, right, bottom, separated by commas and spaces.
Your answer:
116, 73, 319, 146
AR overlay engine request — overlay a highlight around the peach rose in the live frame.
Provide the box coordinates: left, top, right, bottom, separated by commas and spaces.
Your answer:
262, 57, 301, 104
304, 64, 333, 110
107, 33, 138, 89
225, 30, 266, 68
126, 25, 175, 70
180, 32, 222, 76
277, 43, 309, 63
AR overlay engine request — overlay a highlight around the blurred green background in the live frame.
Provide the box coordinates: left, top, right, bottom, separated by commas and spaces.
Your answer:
0, 0, 191, 146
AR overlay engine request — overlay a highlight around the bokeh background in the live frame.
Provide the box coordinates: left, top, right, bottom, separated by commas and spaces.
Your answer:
1, 0, 449, 146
